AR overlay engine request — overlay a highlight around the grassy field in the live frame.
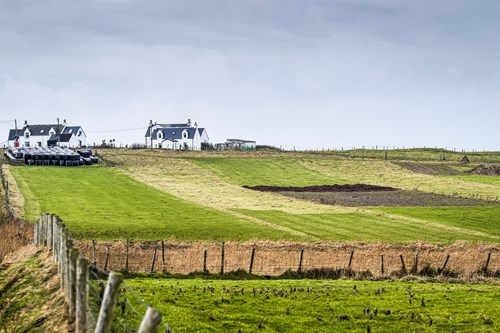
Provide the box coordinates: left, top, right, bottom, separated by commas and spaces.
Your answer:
9, 166, 302, 241
7, 149, 500, 243
115, 278, 500, 332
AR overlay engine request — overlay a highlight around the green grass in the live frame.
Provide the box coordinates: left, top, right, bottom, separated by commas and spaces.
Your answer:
234, 209, 499, 243
316, 148, 500, 164
189, 157, 346, 186
9, 167, 301, 241
374, 206, 500, 236
449, 175, 500, 187
117, 278, 500, 332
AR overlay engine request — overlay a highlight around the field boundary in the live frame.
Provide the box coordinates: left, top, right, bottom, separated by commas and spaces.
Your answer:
33, 213, 168, 333
76, 240, 499, 280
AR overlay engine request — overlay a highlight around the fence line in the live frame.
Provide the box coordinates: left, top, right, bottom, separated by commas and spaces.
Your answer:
34, 214, 166, 333
76, 240, 499, 278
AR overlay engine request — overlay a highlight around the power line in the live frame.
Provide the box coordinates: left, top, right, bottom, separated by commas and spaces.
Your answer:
86, 126, 147, 134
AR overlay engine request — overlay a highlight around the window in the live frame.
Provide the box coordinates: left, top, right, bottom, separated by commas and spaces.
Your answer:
158, 131, 163, 139
24, 142, 30, 147
24, 132, 30, 139
182, 130, 189, 139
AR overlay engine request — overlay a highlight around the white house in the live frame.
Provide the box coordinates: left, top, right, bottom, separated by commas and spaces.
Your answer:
7, 120, 87, 148
145, 119, 209, 150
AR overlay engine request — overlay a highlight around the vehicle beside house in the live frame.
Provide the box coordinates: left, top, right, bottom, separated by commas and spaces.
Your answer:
145, 119, 209, 150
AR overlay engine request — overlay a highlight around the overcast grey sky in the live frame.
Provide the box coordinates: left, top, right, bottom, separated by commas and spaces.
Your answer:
1, 0, 499, 150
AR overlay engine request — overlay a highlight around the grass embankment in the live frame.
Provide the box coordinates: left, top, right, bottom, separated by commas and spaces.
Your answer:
120, 278, 500, 332
0, 246, 67, 331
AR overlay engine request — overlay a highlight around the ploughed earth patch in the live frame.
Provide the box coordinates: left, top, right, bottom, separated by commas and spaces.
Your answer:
243, 184, 497, 207
242, 184, 396, 192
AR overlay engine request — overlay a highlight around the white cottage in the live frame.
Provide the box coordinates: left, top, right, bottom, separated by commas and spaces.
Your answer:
145, 119, 209, 150
7, 120, 87, 148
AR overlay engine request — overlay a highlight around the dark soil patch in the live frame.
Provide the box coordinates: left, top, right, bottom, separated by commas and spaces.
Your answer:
393, 162, 464, 176
242, 184, 396, 193
470, 164, 500, 176
281, 190, 498, 207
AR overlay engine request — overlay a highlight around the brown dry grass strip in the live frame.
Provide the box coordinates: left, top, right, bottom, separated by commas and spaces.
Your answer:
1, 164, 25, 219
76, 240, 499, 279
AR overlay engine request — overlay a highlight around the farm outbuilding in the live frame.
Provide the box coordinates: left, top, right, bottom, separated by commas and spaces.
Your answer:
216, 139, 257, 150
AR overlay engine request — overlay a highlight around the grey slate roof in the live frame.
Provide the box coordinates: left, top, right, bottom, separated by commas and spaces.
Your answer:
145, 123, 191, 137
47, 133, 73, 143
61, 126, 84, 135
153, 127, 198, 140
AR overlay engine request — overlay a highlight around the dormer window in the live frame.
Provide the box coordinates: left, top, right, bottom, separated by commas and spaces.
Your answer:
158, 131, 163, 139
78, 130, 82, 137
182, 130, 189, 139
24, 132, 30, 139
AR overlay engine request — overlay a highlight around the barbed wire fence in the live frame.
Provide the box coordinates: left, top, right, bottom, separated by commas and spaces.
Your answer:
34, 213, 172, 333
76, 240, 498, 279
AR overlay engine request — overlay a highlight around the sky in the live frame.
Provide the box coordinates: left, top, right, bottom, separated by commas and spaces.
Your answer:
1, 0, 499, 150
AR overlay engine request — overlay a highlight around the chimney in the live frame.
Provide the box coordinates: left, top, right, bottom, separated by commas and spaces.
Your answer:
63, 119, 67, 127
24, 120, 28, 126
187, 118, 192, 127
194, 122, 198, 128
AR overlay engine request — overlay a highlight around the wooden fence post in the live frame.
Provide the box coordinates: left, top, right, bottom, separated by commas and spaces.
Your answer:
439, 255, 450, 274
122, 240, 128, 273
348, 250, 354, 269
411, 251, 419, 274
161, 240, 166, 273
380, 255, 384, 275
249, 248, 256, 274
104, 246, 110, 272
75, 256, 88, 333
65, 239, 74, 302
400, 254, 407, 273
483, 252, 492, 274
47, 214, 53, 250
68, 247, 79, 322
94, 272, 123, 333
92, 240, 97, 266
220, 242, 225, 275
34, 220, 39, 245
151, 244, 158, 273
203, 250, 208, 273
138, 306, 163, 333
60, 227, 67, 290
298, 249, 305, 273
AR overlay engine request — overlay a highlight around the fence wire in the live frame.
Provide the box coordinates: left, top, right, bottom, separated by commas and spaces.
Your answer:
88, 266, 173, 332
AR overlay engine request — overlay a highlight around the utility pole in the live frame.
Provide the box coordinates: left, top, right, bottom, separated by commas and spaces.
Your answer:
57, 118, 60, 146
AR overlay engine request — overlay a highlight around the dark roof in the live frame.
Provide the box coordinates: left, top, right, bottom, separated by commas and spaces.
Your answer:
61, 126, 84, 135
145, 123, 191, 137
25, 124, 61, 136
8, 129, 18, 141
154, 127, 198, 140
47, 133, 73, 143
